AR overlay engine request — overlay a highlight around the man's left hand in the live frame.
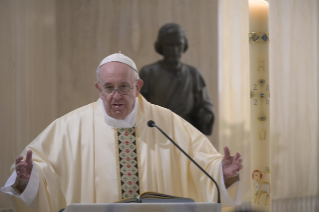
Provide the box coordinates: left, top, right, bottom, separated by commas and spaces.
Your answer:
222, 146, 243, 180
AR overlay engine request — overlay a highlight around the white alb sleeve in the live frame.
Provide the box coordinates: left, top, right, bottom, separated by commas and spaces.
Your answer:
219, 163, 241, 207
1, 161, 39, 207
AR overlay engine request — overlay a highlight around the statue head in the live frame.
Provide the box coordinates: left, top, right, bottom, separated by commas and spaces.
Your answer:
155, 23, 189, 63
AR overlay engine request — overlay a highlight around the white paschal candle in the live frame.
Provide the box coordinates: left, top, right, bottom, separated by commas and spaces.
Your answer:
249, 0, 271, 211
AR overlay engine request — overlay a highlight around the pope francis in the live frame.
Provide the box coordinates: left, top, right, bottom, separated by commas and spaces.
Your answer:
1, 53, 243, 212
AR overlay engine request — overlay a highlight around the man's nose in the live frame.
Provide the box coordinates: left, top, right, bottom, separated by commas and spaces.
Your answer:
112, 89, 122, 100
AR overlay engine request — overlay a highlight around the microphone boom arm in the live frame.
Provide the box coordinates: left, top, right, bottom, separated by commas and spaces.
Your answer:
150, 121, 221, 204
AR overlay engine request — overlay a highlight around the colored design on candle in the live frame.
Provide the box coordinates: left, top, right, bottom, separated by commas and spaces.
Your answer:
258, 79, 265, 86
249, 32, 269, 43
265, 167, 271, 174
252, 169, 271, 206
249, 0, 270, 210
257, 115, 267, 121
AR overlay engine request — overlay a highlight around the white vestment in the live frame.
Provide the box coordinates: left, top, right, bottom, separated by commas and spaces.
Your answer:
2, 95, 240, 212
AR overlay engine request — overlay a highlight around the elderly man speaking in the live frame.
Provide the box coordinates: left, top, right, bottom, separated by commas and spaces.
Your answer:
2, 53, 243, 212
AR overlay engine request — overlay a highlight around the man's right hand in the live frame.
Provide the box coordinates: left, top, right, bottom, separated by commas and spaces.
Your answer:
15, 150, 33, 185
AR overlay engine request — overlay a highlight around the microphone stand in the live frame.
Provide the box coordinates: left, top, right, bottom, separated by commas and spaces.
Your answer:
148, 120, 221, 204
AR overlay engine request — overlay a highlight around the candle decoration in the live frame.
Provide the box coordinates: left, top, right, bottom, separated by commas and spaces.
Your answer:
249, 0, 271, 211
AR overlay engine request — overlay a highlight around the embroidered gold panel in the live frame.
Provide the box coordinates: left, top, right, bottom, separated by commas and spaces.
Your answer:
116, 128, 140, 199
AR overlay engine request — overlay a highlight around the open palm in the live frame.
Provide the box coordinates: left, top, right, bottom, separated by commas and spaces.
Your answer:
15, 150, 33, 184
222, 146, 243, 180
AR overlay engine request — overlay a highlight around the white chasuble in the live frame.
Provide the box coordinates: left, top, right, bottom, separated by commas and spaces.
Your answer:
5, 95, 240, 212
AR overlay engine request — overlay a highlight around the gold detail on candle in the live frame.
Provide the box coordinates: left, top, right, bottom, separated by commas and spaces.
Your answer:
249, 32, 269, 44
257, 115, 267, 121
252, 169, 271, 206
258, 79, 265, 85
259, 129, 266, 140
265, 167, 271, 174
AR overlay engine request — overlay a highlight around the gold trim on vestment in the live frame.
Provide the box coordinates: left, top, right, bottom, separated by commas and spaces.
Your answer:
249, 32, 269, 44
135, 127, 143, 194
114, 128, 122, 200
116, 128, 140, 199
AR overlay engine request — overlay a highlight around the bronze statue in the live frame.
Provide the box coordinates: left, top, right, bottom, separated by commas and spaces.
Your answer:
139, 23, 214, 135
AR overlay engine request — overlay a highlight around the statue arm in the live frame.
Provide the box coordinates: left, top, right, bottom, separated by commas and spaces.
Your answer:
139, 67, 150, 101
192, 88, 215, 135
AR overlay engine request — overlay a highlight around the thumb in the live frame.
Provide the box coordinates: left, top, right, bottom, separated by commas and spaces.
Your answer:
223, 146, 231, 158
26, 150, 33, 164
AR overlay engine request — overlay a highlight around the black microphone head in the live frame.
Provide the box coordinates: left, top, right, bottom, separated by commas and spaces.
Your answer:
147, 120, 155, 127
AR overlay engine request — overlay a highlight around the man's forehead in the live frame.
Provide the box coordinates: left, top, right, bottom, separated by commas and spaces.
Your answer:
100, 61, 131, 69
99, 62, 135, 82
99, 62, 134, 75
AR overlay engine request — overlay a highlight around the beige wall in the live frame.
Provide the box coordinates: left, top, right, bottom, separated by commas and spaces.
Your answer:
0, 0, 57, 209
0, 0, 219, 209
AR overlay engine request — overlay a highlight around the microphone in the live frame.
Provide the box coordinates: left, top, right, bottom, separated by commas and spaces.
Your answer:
147, 120, 221, 203
147, 120, 155, 127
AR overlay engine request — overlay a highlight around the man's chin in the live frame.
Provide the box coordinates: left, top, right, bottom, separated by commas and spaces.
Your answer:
111, 111, 127, 120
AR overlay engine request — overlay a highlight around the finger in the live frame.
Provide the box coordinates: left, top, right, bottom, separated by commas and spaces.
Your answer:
234, 159, 242, 166
223, 146, 230, 158
15, 156, 23, 165
233, 152, 240, 160
17, 160, 27, 167
233, 162, 243, 172
230, 169, 239, 177
20, 167, 26, 174
17, 169, 25, 178
16, 163, 23, 171
26, 150, 33, 164
237, 163, 243, 171
16, 160, 28, 171
236, 157, 243, 163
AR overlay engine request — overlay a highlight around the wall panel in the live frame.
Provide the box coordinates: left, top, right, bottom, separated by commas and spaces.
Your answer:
0, 0, 57, 209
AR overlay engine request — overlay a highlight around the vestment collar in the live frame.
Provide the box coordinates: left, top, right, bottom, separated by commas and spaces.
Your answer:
99, 97, 138, 128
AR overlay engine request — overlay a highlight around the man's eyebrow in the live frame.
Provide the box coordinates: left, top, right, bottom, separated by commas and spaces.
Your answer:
103, 82, 130, 86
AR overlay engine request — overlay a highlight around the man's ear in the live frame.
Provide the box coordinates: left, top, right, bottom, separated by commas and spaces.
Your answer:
135, 79, 144, 97
95, 82, 101, 91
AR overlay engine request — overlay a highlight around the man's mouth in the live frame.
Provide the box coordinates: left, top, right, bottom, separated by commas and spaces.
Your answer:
112, 103, 124, 108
